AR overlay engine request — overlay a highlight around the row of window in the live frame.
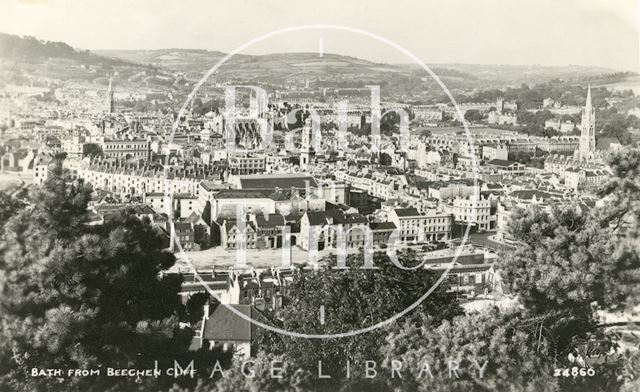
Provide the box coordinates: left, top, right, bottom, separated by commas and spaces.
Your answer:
104, 143, 148, 150
401, 217, 450, 225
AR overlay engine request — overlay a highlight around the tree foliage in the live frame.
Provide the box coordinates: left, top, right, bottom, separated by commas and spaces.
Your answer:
82, 143, 103, 158
252, 251, 462, 390
0, 191, 25, 223
464, 109, 484, 123
497, 147, 640, 390
381, 308, 558, 392
0, 165, 218, 391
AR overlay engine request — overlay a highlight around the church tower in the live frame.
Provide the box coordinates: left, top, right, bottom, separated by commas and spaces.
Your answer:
579, 86, 595, 159
300, 118, 316, 170
106, 75, 115, 113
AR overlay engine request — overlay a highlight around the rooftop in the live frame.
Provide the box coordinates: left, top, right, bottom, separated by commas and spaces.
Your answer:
393, 207, 421, 217
202, 304, 253, 342
237, 173, 318, 189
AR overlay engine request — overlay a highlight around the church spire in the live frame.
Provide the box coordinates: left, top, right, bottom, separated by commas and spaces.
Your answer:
106, 74, 114, 113
585, 85, 592, 114
578, 85, 596, 159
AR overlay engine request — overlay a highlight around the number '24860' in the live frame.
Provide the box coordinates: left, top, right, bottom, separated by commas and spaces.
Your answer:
554, 367, 596, 377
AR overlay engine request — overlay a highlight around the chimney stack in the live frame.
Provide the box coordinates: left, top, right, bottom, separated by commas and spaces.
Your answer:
203, 303, 210, 320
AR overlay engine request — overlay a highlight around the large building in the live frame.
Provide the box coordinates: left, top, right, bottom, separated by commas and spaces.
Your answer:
229, 173, 349, 205
210, 188, 326, 221
102, 138, 151, 160
388, 207, 453, 243
299, 210, 369, 251
451, 195, 492, 231
227, 153, 266, 174
544, 87, 606, 176
75, 160, 220, 197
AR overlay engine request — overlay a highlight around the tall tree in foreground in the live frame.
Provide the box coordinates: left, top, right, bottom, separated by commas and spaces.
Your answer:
498, 147, 640, 390
0, 166, 194, 391
381, 308, 559, 392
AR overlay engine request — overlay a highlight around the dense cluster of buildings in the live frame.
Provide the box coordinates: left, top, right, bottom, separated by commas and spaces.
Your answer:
0, 76, 627, 358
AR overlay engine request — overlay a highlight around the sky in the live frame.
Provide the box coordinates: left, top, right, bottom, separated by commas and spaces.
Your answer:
1, 0, 639, 71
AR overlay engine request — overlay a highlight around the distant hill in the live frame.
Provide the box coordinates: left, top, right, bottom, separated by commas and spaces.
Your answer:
1, 31, 633, 102
0, 32, 175, 93
97, 48, 626, 89
95, 48, 239, 70
96, 48, 487, 98
0, 32, 138, 68
97, 49, 405, 76
422, 63, 622, 85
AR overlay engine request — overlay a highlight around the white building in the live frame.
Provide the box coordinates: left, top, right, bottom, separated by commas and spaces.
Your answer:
451, 195, 491, 231
388, 207, 453, 243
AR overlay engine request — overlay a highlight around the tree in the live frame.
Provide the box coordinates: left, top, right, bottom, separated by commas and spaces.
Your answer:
0, 165, 205, 391
0, 191, 25, 224
596, 147, 640, 307
501, 148, 640, 314
161, 353, 315, 392
595, 108, 640, 145
379, 152, 393, 166
464, 109, 483, 123
508, 151, 535, 164
201, 201, 212, 227
497, 147, 640, 390
82, 143, 103, 158
255, 251, 462, 391
542, 127, 560, 138
381, 308, 559, 392
184, 293, 215, 325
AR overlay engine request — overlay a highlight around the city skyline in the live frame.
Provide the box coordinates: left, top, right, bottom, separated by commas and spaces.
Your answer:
1, 2, 640, 390
1, 0, 639, 71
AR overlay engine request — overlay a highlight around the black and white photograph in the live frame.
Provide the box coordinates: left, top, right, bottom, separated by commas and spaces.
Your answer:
0, 0, 639, 391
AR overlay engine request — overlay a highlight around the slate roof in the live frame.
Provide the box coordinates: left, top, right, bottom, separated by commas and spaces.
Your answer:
201, 181, 227, 192
174, 222, 193, 232
254, 214, 286, 227
215, 189, 270, 199
488, 159, 517, 167
325, 209, 368, 224
509, 190, 557, 200
214, 188, 307, 201
238, 174, 318, 189
429, 179, 478, 189
596, 137, 620, 151
94, 204, 155, 217
222, 219, 256, 232
305, 211, 330, 226
370, 222, 397, 230
180, 271, 231, 291
202, 304, 253, 341
393, 208, 421, 217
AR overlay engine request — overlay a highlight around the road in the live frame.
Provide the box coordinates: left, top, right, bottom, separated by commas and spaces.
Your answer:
464, 231, 515, 252
170, 244, 365, 272
169, 241, 452, 272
